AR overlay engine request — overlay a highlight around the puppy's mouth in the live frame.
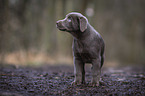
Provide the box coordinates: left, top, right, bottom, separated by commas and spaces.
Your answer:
56, 23, 67, 31
58, 28, 66, 31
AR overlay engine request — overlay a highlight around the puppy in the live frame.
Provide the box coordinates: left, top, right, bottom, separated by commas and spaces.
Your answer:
56, 12, 105, 86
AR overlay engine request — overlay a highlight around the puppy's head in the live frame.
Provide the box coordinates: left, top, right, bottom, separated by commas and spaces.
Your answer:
56, 12, 88, 32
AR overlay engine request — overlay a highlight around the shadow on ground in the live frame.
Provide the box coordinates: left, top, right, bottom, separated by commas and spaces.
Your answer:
0, 64, 145, 96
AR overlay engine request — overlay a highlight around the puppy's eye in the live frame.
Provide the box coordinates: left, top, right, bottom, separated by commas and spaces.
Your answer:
67, 17, 72, 22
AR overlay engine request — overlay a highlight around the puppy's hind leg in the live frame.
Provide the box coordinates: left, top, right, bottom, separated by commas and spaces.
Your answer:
91, 58, 101, 86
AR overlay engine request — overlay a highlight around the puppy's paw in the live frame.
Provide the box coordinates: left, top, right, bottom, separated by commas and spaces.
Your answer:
89, 81, 100, 87
71, 81, 81, 86
99, 81, 106, 86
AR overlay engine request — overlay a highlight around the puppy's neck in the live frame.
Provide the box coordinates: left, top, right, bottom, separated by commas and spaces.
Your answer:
71, 23, 93, 41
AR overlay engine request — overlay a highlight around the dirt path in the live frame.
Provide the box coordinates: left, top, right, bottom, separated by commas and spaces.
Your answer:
0, 64, 145, 96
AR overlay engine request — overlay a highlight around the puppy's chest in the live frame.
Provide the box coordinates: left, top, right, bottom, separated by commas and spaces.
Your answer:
73, 41, 97, 60
75, 41, 90, 53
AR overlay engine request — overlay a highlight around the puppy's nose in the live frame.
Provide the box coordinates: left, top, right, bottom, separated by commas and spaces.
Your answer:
56, 21, 59, 25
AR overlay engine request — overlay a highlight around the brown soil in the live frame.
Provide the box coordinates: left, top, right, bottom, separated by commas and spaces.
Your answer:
0, 64, 145, 96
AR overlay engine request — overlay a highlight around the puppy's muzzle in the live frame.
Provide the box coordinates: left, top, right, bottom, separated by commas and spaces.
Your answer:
56, 21, 61, 27
56, 20, 66, 31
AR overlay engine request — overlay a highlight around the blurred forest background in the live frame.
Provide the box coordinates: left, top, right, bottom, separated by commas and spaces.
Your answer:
0, 0, 145, 67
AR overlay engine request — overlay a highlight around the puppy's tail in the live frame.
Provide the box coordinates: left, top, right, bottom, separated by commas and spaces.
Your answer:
101, 53, 104, 68
100, 42, 105, 68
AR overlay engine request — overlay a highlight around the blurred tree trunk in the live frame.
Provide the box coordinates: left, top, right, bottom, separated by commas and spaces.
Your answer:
0, 0, 144, 65
49, 0, 57, 54
40, 0, 57, 55
73, 0, 89, 14
62, 0, 67, 17
0, 0, 9, 63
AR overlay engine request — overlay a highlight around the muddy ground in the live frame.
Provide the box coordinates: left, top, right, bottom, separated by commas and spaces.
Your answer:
0, 64, 145, 96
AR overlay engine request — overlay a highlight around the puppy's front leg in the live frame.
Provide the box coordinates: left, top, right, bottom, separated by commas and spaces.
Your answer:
72, 57, 85, 85
91, 58, 101, 86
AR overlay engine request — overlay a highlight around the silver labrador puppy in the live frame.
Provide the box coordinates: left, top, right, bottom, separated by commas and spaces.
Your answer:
56, 12, 105, 86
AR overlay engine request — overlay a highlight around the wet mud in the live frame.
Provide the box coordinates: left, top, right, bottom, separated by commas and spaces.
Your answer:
0, 64, 145, 96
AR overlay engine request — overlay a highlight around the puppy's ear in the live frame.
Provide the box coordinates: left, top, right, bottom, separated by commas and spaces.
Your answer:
79, 16, 88, 32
